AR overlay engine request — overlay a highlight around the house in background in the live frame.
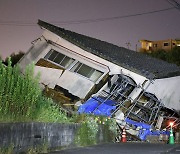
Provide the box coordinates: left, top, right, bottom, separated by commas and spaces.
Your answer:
18, 20, 180, 113
139, 39, 180, 53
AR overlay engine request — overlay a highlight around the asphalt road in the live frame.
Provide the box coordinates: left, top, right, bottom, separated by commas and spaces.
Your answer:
49, 143, 180, 154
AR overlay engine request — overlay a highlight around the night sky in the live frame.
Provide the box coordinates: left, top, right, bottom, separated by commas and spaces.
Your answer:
0, 0, 180, 59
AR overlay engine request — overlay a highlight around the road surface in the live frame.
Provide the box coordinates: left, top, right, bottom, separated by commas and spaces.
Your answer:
49, 142, 180, 154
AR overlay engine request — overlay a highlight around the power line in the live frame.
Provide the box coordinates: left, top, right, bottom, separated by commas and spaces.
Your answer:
0, 22, 36, 26
52, 7, 175, 25
0, 7, 175, 26
166, 0, 180, 12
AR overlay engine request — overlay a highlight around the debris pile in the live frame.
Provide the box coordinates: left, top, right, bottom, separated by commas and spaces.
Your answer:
78, 74, 180, 141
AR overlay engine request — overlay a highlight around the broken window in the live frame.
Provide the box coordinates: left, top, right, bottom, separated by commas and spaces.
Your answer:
71, 62, 103, 82
44, 49, 75, 69
163, 42, 169, 46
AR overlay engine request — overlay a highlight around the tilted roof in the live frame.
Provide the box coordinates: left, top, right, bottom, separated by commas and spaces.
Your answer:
38, 20, 180, 79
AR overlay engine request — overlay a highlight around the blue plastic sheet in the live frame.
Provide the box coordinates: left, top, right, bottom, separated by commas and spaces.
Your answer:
78, 98, 170, 141
78, 97, 100, 114
125, 118, 151, 129
93, 99, 116, 116
78, 97, 116, 116
125, 118, 170, 140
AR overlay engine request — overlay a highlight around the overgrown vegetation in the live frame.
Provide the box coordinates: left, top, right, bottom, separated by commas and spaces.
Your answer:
0, 144, 14, 154
0, 58, 71, 123
0, 58, 118, 152
0, 143, 48, 154
26, 143, 48, 154
144, 46, 180, 66
75, 115, 99, 146
75, 115, 118, 146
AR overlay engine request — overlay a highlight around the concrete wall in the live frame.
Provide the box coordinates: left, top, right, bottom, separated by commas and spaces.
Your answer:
0, 123, 112, 152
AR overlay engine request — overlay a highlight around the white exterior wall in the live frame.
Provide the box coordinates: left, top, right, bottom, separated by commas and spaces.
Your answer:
18, 29, 148, 99
34, 66, 63, 89
18, 38, 50, 71
42, 30, 147, 85
41, 30, 149, 100
146, 76, 180, 110
33, 66, 94, 99
57, 71, 95, 99
18, 29, 180, 110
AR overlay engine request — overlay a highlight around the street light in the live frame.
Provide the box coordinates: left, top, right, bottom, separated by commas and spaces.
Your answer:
169, 122, 174, 127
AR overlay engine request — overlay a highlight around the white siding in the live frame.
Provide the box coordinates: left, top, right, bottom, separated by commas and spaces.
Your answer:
56, 70, 95, 99
34, 66, 63, 89
146, 76, 180, 110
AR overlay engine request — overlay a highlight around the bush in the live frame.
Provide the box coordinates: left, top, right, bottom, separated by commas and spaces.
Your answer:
75, 115, 118, 146
0, 58, 70, 123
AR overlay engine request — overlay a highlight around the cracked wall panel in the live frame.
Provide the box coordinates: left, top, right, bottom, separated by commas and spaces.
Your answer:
56, 70, 95, 99
34, 66, 63, 89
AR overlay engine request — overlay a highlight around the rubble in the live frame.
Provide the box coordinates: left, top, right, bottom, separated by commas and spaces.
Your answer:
78, 74, 180, 141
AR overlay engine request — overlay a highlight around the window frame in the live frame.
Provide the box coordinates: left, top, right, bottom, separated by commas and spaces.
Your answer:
44, 49, 75, 69
44, 49, 105, 83
70, 61, 104, 82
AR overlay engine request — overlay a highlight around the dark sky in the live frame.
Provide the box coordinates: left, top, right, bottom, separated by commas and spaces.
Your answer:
0, 0, 180, 59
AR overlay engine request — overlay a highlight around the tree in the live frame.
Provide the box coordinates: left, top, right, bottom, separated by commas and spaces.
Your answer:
4, 51, 25, 66
144, 47, 180, 66
170, 46, 180, 66
151, 49, 167, 61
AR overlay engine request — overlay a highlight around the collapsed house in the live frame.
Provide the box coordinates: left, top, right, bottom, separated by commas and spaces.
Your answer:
18, 20, 180, 141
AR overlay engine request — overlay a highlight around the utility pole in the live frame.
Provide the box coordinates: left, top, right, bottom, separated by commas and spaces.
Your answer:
125, 42, 131, 49
135, 44, 138, 52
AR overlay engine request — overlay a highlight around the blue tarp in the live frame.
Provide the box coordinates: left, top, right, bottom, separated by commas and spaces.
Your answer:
78, 97, 116, 116
125, 118, 170, 140
78, 97, 99, 114
78, 98, 170, 141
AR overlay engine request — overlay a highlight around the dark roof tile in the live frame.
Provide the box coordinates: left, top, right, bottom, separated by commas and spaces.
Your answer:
38, 20, 180, 79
